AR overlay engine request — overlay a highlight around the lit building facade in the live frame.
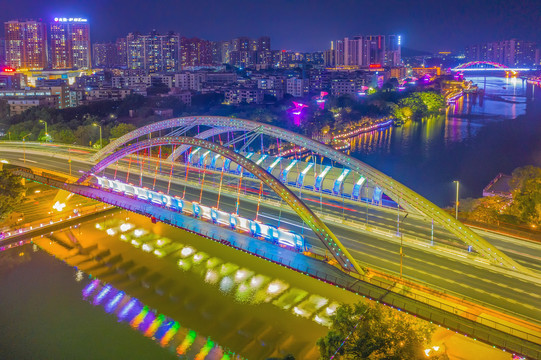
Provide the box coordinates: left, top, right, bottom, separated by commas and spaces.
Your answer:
93, 42, 116, 68
4, 20, 48, 70
180, 37, 212, 68
227, 36, 272, 68
325, 34, 401, 68
127, 31, 180, 73
465, 39, 537, 66
50, 17, 91, 69
115, 37, 128, 67
286, 77, 306, 97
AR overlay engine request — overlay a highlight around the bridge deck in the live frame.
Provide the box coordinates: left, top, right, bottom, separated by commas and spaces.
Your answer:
15, 169, 541, 359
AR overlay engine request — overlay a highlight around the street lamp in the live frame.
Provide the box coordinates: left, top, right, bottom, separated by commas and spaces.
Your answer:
39, 120, 48, 141
454, 180, 460, 220
92, 123, 102, 149
22, 133, 32, 163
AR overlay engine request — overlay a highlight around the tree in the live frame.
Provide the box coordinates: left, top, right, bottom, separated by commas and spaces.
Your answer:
0, 170, 25, 221
317, 302, 436, 360
249, 108, 276, 123
468, 196, 508, 225
394, 92, 444, 122
116, 94, 146, 117
399, 94, 428, 121
511, 177, 541, 226
75, 124, 100, 146
418, 92, 446, 112
509, 166, 541, 192
507, 166, 541, 226
49, 128, 76, 144
110, 123, 136, 140
146, 83, 170, 96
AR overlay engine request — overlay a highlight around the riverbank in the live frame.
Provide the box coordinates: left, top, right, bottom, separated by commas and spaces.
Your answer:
348, 76, 541, 207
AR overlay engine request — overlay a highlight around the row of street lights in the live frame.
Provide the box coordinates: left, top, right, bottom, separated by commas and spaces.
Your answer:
22, 120, 102, 147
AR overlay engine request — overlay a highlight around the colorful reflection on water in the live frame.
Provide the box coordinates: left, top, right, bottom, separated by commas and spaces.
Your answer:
83, 279, 239, 360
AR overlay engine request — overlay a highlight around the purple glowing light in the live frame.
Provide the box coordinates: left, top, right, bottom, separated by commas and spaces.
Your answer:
82, 279, 100, 299
105, 291, 125, 313
139, 311, 156, 332
93, 284, 112, 305
118, 298, 141, 321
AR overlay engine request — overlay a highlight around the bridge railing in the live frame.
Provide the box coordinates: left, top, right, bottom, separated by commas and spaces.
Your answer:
247, 247, 541, 358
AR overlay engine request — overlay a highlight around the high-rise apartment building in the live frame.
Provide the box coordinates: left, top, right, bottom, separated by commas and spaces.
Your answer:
211, 41, 225, 65
127, 31, 180, 73
325, 34, 401, 68
0, 38, 5, 66
93, 42, 116, 68
115, 37, 128, 67
227, 36, 272, 68
465, 39, 537, 67
180, 37, 212, 67
50, 17, 91, 69
4, 20, 48, 70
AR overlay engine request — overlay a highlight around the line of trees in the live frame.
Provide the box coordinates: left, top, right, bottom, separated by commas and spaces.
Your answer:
392, 92, 446, 124
0, 170, 25, 222
459, 166, 541, 228
0, 79, 446, 147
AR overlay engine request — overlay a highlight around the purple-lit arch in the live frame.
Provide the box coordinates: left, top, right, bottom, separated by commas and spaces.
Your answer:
81, 136, 365, 275
454, 61, 506, 69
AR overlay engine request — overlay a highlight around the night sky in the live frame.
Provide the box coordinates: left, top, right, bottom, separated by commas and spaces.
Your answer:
1, 0, 540, 52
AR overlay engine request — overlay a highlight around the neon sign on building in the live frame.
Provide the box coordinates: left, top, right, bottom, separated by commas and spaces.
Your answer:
54, 17, 88, 22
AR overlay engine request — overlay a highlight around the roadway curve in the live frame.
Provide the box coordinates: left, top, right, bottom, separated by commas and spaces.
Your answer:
2, 148, 541, 325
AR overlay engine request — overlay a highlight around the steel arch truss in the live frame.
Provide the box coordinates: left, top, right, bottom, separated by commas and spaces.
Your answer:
165, 126, 236, 161
92, 116, 527, 273
82, 136, 365, 275
454, 61, 506, 70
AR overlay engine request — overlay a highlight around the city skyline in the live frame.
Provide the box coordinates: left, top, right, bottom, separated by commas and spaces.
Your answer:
0, 0, 540, 53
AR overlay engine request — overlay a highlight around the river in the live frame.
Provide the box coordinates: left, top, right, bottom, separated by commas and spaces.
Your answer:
0, 211, 360, 359
349, 76, 541, 206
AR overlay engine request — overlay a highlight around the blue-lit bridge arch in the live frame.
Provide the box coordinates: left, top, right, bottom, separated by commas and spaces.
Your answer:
80, 136, 365, 275
92, 116, 526, 273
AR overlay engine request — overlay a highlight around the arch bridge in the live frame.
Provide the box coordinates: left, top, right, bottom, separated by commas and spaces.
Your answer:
451, 61, 531, 72
85, 116, 529, 275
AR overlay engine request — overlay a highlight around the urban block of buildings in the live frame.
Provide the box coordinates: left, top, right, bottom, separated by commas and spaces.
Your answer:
0, 17, 414, 115
465, 39, 538, 67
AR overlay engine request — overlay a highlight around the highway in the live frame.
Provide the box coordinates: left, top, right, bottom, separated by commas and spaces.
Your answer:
2, 146, 541, 325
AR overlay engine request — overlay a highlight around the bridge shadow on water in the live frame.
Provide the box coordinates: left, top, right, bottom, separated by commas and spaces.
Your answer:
34, 210, 361, 359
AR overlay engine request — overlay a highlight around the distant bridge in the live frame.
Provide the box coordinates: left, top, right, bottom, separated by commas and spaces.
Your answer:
451, 61, 531, 72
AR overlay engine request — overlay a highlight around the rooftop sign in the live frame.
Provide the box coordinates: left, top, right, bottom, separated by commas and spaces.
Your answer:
54, 17, 87, 22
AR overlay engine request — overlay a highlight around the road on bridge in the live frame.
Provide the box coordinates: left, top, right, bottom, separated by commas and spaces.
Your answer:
2, 146, 541, 329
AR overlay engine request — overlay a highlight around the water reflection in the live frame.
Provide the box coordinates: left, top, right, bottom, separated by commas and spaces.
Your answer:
31, 211, 356, 359
93, 216, 339, 327
350, 115, 478, 156
83, 279, 236, 359
348, 76, 541, 205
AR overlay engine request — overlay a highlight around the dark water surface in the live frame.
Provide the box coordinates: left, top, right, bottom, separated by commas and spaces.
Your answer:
349, 76, 541, 206
0, 246, 177, 360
